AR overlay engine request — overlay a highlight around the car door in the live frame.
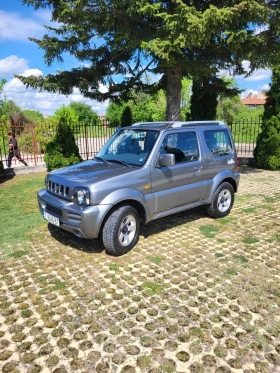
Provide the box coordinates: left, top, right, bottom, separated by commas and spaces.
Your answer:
151, 130, 206, 213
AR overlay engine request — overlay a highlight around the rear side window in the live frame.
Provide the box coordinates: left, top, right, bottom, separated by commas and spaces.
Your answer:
204, 130, 233, 156
160, 132, 199, 163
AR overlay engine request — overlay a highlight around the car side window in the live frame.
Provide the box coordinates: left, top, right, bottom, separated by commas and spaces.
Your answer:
160, 132, 199, 164
204, 130, 233, 156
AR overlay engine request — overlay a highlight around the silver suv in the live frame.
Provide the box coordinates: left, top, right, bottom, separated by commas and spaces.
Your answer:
38, 121, 240, 255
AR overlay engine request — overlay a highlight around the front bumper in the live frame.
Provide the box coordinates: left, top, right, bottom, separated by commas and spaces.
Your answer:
38, 189, 112, 239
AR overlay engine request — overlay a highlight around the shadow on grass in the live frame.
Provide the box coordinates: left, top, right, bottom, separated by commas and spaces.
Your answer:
48, 206, 207, 255
0, 173, 16, 183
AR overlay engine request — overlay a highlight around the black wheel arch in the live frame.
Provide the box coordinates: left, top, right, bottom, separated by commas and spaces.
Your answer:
219, 177, 237, 193
99, 199, 146, 237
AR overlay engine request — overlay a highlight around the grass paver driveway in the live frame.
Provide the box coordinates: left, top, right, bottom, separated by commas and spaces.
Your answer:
0, 168, 280, 373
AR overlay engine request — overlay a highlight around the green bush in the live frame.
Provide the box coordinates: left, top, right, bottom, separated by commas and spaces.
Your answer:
254, 116, 280, 170
121, 106, 132, 127
44, 118, 82, 171
254, 65, 280, 170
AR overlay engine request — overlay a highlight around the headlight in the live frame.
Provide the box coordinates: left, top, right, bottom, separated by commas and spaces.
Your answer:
74, 187, 90, 206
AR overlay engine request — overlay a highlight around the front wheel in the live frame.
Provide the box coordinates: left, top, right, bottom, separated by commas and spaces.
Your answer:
102, 205, 140, 256
207, 182, 234, 218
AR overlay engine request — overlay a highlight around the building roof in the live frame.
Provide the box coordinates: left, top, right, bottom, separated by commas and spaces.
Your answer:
241, 97, 266, 105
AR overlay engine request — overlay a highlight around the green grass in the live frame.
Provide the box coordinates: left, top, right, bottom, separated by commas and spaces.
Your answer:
259, 204, 274, 211
109, 264, 119, 271
0, 173, 46, 254
227, 268, 238, 276
215, 252, 225, 258
263, 196, 276, 203
231, 122, 261, 144
148, 256, 163, 264
74, 125, 117, 139
8, 250, 29, 258
142, 282, 163, 295
218, 217, 237, 225
234, 255, 249, 264
235, 194, 256, 203
241, 207, 256, 213
270, 233, 280, 243
199, 224, 219, 238
242, 236, 259, 244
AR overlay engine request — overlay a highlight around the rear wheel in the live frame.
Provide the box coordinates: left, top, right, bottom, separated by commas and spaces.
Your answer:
207, 182, 234, 218
102, 205, 140, 256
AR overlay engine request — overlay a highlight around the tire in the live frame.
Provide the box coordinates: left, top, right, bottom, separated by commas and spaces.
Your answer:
207, 182, 234, 218
102, 205, 140, 256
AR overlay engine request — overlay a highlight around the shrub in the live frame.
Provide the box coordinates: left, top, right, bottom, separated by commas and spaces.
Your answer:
254, 66, 280, 170
44, 118, 82, 171
121, 106, 132, 127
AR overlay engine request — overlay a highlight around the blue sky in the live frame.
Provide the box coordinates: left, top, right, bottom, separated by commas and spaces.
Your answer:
0, 0, 272, 116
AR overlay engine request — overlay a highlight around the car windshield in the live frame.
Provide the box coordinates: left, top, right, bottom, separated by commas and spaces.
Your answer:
96, 129, 159, 166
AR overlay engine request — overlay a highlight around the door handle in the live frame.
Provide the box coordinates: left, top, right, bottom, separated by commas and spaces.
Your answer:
194, 166, 202, 172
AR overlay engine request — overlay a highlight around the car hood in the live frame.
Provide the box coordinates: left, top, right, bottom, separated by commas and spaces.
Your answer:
49, 158, 139, 183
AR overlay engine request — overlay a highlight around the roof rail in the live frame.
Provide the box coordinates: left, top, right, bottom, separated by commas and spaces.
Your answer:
130, 120, 226, 129
173, 120, 226, 128
132, 121, 180, 128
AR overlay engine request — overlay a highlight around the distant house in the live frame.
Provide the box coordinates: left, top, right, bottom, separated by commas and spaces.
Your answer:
98, 114, 106, 121
241, 92, 267, 108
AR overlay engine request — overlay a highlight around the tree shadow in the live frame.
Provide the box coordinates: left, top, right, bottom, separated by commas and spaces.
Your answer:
0, 173, 16, 184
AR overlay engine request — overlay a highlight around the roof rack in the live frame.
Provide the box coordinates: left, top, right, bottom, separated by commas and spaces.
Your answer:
132, 121, 180, 128
173, 120, 226, 127
130, 120, 226, 129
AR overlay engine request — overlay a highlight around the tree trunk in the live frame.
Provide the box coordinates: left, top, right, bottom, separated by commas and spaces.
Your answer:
166, 66, 182, 121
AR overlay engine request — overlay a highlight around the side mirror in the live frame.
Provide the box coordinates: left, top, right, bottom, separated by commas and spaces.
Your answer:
158, 153, 175, 167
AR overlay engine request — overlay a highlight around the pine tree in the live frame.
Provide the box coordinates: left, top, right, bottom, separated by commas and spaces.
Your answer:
44, 118, 82, 171
19, 1, 280, 120
254, 66, 280, 170
121, 106, 132, 127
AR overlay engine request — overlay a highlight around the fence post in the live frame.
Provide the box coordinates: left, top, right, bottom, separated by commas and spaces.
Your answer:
31, 124, 37, 166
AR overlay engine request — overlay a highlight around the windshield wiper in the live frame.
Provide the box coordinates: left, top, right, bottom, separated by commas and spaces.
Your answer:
106, 159, 131, 167
94, 156, 109, 164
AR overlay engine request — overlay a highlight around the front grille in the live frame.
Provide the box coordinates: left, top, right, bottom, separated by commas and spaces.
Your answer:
47, 180, 69, 197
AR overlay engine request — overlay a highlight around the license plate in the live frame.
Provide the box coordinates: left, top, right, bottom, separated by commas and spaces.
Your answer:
43, 211, 60, 227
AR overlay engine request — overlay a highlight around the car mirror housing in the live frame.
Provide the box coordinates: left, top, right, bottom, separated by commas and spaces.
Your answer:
158, 153, 175, 167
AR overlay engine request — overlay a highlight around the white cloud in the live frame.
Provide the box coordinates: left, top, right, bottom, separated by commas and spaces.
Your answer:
0, 10, 46, 42
2, 70, 108, 115
236, 60, 271, 82
21, 68, 43, 78
261, 83, 270, 91
0, 55, 29, 77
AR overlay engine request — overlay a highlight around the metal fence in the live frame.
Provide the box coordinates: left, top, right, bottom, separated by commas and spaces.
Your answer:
0, 119, 261, 168
228, 119, 262, 157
